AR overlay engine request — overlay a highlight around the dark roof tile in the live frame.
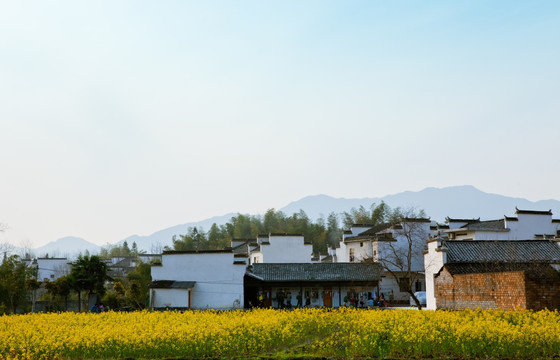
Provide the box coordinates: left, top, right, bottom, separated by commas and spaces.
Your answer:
445, 240, 560, 263
246, 263, 383, 282
149, 280, 195, 289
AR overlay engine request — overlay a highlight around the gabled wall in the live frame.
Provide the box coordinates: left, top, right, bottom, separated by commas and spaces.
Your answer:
258, 235, 312, 263
151, 252, 245, 309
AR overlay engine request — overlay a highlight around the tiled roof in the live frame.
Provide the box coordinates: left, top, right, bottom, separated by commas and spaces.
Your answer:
445, 217, 480, 224
444, 240, 560, 263
515, 208, 552, 215
232, 242, 249, 255
460, 219, 508, 231
246, 263, 383, 282
344, 224, 392, 242
444, 262, 554, 275
149, 280, 195, 289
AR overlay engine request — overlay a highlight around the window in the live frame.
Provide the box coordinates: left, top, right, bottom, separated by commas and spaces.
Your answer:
360, 242, 363, 247
50, 274, 55, 280
415, 280, 423, 292
349, 248, 355, 262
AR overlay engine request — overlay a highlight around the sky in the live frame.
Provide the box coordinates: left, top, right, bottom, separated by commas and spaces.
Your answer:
0, 1, 559, 248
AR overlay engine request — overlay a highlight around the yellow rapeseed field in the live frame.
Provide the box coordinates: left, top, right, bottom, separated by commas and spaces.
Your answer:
1, 308, 559, 359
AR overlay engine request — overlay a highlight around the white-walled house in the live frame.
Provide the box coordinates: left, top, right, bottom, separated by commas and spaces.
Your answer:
150, 250, 247, 310
424, 208, 560, 310
445, 208, 560, 241
29, 258, 70, 282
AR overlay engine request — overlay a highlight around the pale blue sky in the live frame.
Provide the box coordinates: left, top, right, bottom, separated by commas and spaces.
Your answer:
1, 1, 559, 247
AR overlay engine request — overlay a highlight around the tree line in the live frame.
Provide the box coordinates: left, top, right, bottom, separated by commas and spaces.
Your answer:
166, 202, 409, 255
0, 250, 151, 314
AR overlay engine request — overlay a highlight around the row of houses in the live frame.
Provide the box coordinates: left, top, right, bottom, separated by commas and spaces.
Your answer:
149, 208, 560, 310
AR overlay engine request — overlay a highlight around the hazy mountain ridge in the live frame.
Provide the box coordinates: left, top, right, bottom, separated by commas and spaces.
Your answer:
29, 186, 560, 256
31, 236, 102, 259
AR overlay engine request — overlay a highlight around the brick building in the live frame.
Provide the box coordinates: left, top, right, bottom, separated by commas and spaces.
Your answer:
433, 240, 560, 310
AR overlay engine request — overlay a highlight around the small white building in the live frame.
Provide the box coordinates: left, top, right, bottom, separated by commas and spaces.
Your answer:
150, 249, 247, 310
31, 258, 70, 282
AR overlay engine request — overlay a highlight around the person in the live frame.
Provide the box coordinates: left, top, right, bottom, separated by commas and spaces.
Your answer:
367, 296, 374, 308
296, 292, 302, 308
305, 294, 311, 307
378, 293, 385, 307
276, 290, 284, 309
90, 304, 99, 313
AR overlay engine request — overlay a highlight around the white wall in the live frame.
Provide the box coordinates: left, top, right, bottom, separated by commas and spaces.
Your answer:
152, 252, 245, 310
259, 235, 312, 263
424, 240, 445, 310
345, 241, 373, 262
37, 258, 70, 282
151, 288, 190, 308
508, 213, 555, 239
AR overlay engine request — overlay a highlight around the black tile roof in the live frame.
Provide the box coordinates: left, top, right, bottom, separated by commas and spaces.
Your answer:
459, 219, 508, 231
444, 240, 560, 263
245, 263, 383, 282
515, 208, 552, 215
444, 262, 554, 275
445, 217, 480, 224
149, 280, 195, 289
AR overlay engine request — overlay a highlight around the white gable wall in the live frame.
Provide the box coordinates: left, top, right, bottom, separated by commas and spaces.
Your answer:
37, 258, 70, 282
507, 213, 556, 239
151, 252, 245, 310
259, 235, 312, 263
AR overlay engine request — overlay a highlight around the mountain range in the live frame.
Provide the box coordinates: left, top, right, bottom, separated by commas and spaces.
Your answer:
30, 185, 560, 257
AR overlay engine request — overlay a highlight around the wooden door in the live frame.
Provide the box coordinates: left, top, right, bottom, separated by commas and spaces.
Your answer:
263, 288, 272, 308
323, 287, 333, 307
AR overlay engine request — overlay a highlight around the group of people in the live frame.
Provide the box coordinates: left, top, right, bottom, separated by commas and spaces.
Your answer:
348, 293, 389, 308
90, 303, 108, 313
255, 290, 313, 309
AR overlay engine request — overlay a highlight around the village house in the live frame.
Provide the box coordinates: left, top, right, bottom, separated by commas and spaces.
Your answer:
430, 240, 560, 310
149, 249, 247, 310
244, 262, 383, 308
26, 257, 70, 282
106, 254, 162, 279
149, 233, 384, 310
424, 208, 560, 310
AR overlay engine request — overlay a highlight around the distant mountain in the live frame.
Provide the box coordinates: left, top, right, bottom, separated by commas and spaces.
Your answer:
113, 213, 237, 253
31, 186, 560, 255
280, 185, 560, 223
32, 236, 101, 259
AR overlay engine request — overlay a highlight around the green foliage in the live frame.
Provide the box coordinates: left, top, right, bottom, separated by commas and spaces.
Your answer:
168, 204, 426, 257
100, 241, 143, 259
0, 255, 28, 313
70, 254, 110, 298
342, 201, 394, 228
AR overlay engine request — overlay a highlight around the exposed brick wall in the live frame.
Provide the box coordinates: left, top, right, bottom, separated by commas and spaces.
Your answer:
525, 268, 560, 311
435, 269, 526, 310
435, 266, 560, 310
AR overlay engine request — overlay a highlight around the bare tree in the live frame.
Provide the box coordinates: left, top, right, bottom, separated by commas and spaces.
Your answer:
377, 209, 430, 309
0, 223, 15, 261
